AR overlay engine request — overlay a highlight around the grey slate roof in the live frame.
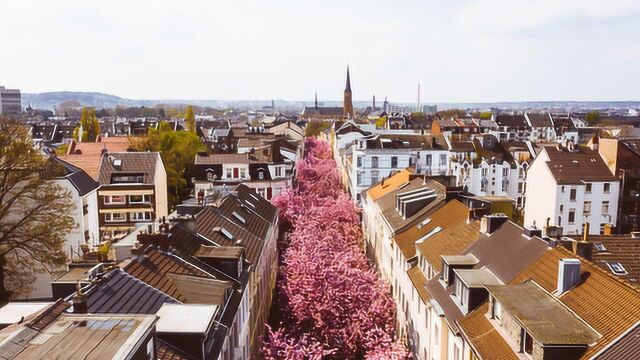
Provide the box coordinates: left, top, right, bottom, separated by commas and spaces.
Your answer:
98, 152, 160, 184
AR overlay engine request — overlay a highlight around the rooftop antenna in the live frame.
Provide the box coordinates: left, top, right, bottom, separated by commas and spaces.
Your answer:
417, 83, 421, 113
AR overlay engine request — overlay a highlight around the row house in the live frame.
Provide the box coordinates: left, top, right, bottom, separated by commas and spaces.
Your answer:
525, 145, 620, 235
596, 137, 640, 233
192, 141, 294, 200
450, 135, 535, 208
1, 184, 279, 359
197, 120, 237, 153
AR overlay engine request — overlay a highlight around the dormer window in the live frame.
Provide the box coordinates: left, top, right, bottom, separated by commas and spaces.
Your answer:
594, 242, 606, 252
454, 275, 469, 307
520, 329, 534, 356
258, 171, 264, 180
206, 170, 215, 181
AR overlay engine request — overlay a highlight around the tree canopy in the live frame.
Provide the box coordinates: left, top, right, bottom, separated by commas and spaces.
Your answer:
73, 107, 100, 142
585, 111, 601, 126
0, 118, 75, 301
184, 105, 196, 132
263, 138, 409, 359
129, 121, 204, 210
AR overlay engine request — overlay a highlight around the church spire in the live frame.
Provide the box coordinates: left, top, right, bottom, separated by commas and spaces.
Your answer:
343, 65, 354, 119
345, 65, 351, 92
314, 91, 318, 109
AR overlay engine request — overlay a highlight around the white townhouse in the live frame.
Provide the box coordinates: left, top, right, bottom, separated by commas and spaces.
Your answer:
524, 145, 620, 235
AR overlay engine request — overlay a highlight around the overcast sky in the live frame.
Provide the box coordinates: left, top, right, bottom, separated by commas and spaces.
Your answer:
1, 0, 639, 103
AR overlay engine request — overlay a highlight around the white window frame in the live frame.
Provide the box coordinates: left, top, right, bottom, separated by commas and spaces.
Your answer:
104, 195, 126, 205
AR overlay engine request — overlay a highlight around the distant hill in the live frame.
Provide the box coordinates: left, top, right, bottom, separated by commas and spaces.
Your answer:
21, 91, 640, 112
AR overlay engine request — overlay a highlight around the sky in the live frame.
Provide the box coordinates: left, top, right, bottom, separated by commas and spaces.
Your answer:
1, 0, 639, 103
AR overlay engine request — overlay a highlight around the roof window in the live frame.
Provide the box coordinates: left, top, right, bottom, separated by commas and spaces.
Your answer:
219, 227, 234, 240
607, 262, 628, 276
232, 211, 246, 224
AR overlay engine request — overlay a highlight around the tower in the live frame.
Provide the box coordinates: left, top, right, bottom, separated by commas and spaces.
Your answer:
343, 66, 355, 119
314, 91, 318, 109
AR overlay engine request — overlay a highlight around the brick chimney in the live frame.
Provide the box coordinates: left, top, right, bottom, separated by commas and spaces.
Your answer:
72, 282, 88, 314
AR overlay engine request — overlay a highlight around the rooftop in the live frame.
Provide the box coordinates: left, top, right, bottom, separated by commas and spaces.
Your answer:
487, 281, 600, 345
156, 304, 217, 334
544, 146, 617, 184
455, 268, 503, 288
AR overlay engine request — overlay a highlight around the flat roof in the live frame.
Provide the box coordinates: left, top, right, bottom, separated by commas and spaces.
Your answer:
0, 303, 51, 325
455, 268, 503, 288
156, 304, 218, 334
53, 266, 92, 283
442, 254, 479, 266
487, 282, 600, 345
10, 314, 156, 360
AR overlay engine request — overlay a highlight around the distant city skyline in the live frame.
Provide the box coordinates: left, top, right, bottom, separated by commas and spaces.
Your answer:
2, 0, 640, 103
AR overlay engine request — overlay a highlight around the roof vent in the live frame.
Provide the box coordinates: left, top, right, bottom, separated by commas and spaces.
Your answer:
557, 258, 581, 294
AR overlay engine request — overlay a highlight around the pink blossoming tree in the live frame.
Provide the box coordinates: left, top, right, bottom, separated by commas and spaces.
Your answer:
263, 138, 410, 359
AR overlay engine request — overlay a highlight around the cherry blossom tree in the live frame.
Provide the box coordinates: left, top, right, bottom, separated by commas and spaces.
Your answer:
263, 138, 410, 359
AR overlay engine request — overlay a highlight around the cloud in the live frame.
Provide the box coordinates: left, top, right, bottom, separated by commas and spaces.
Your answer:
458, 0, 640, 34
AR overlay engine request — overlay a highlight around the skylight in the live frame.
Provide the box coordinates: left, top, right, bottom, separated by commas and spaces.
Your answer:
417, 218, 431, 229
232, 211, 246, 224
415, 226, 442, 244
219, 227, 234, 240
607, 262, 628, 276
594, 242, 607, 252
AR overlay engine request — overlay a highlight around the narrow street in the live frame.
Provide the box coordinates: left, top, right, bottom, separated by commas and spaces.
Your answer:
262, 138, 409, 359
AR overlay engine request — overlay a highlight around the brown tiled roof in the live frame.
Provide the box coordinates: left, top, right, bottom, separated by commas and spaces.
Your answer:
596, 323, 640, 360
98, 152, 160, 184
449, 140, 476, 153
415, 200, 479, 271
66, 138, 130, 155
406, 266, 429, 303
234, 184, 278, 223
218, 195, 272, 240
399, 199, 471, 260
495, 114, 529, 128
544, 147, 617, 184
366, 169, 412, 202
512, 246, 640, 359
587, 235, 640, 288
58, 154, 102, 180
527, 113, 553, 128
457, 303, 520, 360
123, 248, 213, 302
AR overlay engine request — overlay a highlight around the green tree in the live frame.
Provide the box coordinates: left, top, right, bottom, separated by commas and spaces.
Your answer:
0, 118, 75, 301
73, 107, 100, 142
585, 111, 600, 126
129, 121, 204, 209
305, 121, 332, 137
185, 105, 195, 132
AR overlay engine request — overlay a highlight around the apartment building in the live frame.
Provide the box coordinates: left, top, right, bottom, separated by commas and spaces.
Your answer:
0, 86, 21, 116
97, 152, 168, 238
525, 145, 620, 235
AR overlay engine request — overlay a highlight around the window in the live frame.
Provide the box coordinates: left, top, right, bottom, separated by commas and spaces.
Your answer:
104, 195, 126, 205
232, 211, 246, 224
558, 216, 562, 225
129, 195, 150, 204
111, 174, 144, 184
608, 262, 628, 275
275, 166, 282, 177
559, 205, 564, 213
570, 188, 577, 201
131, 212, 151, 221
219, 227, 234, 240
391, 156, 398, 168
518, 182, 525, 193
568, 209, 576, 224
604, 182, 611, 193
520, 329, 534, 355
594, 242, 607, 252
502, 168, 509, 177
357, 156, 362, 167
371, 170, 379, 184
240, 168, 246, 178
453, 344, 461, 360
492, 299, 502, 320
561, 186, 565, 193
258, 171, 264, 180
425, 154, 432, 166
586, 183, 592, 193
357, 172, 363, 186
371, 156, 379, 168
518, 167, 525, 178
583, 201, 591, 215
434, 324, 440, 346
455, 277, 468, 307
105, 213, 126, 222
602, 201, 609, 214
600, 223, 606, 235
482, 168, 488, 177
226, 168, 232, 178
206, 171, 215, 181
439, 154, 447, 167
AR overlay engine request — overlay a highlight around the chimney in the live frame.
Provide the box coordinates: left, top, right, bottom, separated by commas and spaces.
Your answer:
524, 226, 542, 238
130, 241, 145, 257
557, 258, 581, 294
72, 282, 88, 314
573, 241, 593, 261
604, 223, 614, 235
480, 214, 509, 235
543, 225, 563, 239
582, 222, 590, 242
